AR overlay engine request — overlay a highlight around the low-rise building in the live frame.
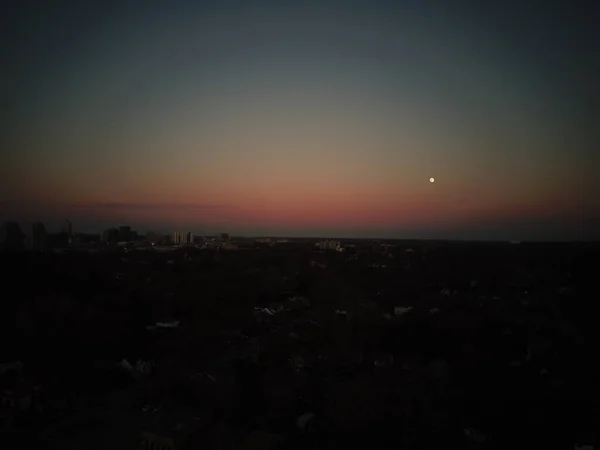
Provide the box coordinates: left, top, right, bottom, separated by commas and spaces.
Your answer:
316, 240, 341, 252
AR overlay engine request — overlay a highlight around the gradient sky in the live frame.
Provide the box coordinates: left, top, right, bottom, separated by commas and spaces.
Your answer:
1, 0, 597, 239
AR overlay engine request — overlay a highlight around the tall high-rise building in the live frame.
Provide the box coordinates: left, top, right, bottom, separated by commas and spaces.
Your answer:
172, 231, 194, 245
102, 228, 119, 243
61, 220, 73, 235
28, 222, 47, 251
118, 226, 131, 242
0, 221, 24, 251
172, 231, 182, 245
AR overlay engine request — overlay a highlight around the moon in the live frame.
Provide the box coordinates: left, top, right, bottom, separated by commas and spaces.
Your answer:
429, 177, 435, 183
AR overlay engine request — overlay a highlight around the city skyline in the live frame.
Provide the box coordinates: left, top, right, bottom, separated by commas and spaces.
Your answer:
0, 217, 590, 243
2, 0, 597, 240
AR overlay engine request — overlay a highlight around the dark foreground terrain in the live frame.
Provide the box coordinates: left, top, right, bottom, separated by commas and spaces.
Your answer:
0, 240, 594, 449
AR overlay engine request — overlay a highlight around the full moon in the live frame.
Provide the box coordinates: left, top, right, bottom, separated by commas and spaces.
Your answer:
429, 177, 435, 183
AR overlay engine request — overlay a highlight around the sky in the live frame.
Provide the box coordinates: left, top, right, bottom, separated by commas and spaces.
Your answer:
1, 0, 597, 239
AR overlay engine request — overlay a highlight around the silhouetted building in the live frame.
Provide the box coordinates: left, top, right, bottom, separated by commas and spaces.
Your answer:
102, 228, 119, 243
146, 230, 162, 243
61, 219, 73, 235
27, 222, 47, 251
220, 233, 230, 241
76, 233, 101, 244
117, 226, 131, 242
0, 221, 25, 251
44, 232, 68, 249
